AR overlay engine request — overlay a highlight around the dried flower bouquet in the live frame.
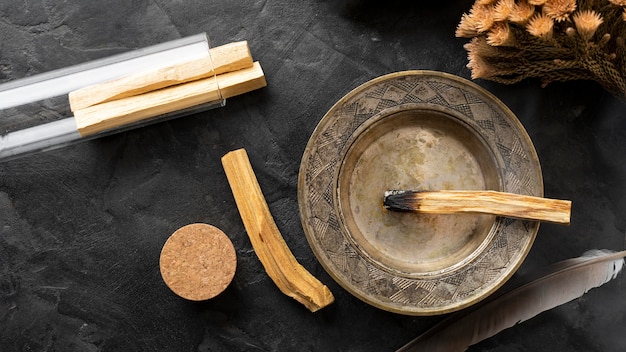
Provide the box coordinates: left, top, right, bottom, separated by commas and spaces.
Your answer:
457, 0, 626, 99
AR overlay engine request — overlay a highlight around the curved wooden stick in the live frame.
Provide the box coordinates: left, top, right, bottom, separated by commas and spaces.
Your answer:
222, 149, 334, 312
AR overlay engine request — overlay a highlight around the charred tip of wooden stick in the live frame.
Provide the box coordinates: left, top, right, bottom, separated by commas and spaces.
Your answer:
383, 190, 419, 212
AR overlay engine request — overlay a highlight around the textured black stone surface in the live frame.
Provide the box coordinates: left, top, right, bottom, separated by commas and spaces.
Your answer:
1, 1, 625, 351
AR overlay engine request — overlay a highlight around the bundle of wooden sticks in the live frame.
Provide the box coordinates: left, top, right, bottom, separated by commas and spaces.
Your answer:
68, 41, 266, 136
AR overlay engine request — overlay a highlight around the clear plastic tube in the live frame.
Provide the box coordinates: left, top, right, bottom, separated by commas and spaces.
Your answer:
0, 33, 225, 162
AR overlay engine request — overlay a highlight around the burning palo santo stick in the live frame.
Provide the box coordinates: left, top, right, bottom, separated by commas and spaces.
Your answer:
69, 41, 253, 111
383, 190, 571, 225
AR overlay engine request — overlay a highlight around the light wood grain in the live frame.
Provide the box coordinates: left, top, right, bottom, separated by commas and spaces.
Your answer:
221, 148, 334, 312
384, 190, 571, 225
68, 41, 253, 111
74, 61, 266, 136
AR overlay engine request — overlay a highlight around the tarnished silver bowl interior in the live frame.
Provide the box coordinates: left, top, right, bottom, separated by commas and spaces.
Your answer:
336, 108, 500, 276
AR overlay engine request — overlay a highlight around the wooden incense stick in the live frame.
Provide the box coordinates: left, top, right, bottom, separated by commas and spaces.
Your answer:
69, 41, 253, 111
73, 61, 266, 136
383, 190, 571, 225
222, 148, 334, 312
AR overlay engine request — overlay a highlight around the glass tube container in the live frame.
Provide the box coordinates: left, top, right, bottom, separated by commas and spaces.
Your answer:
0, 33, 225, 162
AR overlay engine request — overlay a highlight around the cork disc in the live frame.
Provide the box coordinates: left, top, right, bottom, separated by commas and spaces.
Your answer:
159, 223, 237, 301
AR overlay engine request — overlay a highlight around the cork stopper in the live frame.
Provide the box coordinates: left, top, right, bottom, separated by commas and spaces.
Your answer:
159, 223, 237, 301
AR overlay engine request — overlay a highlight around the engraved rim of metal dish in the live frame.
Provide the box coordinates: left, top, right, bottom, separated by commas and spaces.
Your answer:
297, 70, 542, 315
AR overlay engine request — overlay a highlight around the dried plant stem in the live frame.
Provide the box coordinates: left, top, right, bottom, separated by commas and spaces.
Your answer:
458, 0, 626, 100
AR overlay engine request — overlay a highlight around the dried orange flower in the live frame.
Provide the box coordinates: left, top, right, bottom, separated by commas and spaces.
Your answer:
572, 10, 603, 41
470, 3, 497, 32
493, 0, 516, 21
464, 37, 500, 57
609, 0, 626, 6
543, 0, 577, 22
528, 0, 547, 5
454, 13, 478, 38
467, 50, 494, 79
509, 1, 536, 24
476, 0, 498, 4
487, 22, 516, 46
527, 13, 555, 40
623, 8, 626, 22
456, 13, 480, 38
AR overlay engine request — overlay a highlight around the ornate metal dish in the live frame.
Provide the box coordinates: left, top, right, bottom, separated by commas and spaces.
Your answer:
298, 71, 542, 315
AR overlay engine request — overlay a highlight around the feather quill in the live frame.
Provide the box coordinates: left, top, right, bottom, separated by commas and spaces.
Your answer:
397, 249, 626, 352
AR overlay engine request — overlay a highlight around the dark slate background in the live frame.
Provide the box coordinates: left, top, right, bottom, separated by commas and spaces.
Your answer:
1, 0, 625, 351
